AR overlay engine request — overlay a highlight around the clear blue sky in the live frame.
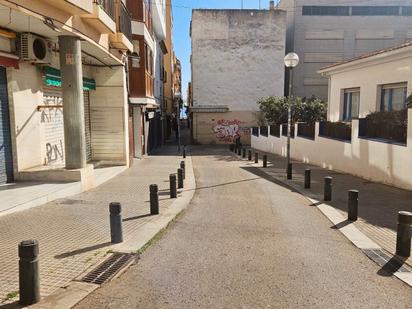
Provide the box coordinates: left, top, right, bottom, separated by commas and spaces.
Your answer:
172, 0, 276, 102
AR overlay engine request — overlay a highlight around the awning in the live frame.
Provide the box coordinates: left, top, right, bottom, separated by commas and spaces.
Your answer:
0, 52, 19, 69
43, 66, 96, 90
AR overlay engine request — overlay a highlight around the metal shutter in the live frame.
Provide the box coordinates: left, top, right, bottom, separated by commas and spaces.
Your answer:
83, 90, 92, 162
0, 67, 13, 184
42, 84, 65, 166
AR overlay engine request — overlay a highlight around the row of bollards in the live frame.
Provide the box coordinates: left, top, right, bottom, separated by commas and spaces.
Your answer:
233, 146, 412, 259
18, 150, 190, 306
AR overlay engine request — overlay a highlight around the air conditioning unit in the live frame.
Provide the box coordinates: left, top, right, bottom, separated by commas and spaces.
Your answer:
19, 33, 52, 64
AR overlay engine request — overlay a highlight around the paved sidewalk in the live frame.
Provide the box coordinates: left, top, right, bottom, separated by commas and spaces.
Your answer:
245, 149, 412, 267
0, 145, 191, 305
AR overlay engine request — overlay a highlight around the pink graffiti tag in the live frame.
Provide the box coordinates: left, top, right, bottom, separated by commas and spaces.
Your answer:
213, 119, 244, 142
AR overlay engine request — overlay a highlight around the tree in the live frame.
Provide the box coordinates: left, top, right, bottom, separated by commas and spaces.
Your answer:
257, 96, 327, 125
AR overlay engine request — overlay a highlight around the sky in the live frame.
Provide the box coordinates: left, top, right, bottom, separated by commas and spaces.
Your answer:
172, 0, 276, 102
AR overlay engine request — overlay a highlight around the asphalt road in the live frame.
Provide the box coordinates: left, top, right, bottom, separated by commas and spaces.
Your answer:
75, 146, 412, 309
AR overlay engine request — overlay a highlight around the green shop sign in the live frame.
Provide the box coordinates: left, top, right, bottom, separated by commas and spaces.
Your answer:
43, 66, 96, 90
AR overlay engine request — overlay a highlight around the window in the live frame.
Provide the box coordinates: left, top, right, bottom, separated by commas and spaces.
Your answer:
302, 6, 349, 16
352, 6, 400, 16
402, 6, 412, 16
380, 83, 407, 112
342, 89, 360, 121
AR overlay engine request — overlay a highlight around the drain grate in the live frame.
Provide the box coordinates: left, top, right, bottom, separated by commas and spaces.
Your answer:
362, 248, 411, 273
82, 253, 137, 285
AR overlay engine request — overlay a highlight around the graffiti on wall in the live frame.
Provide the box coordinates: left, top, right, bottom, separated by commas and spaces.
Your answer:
213, 119, 248, 142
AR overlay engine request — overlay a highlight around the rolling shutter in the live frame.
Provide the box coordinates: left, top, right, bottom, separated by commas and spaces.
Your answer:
83, 90, 92, 162
0, 67, 13, 184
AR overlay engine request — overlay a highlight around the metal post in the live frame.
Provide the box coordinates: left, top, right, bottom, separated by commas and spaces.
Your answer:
180, 161, 186, 179
248, 150, 252, 161
170, 174, 177, 198
396, 211, 412, 257
287, 163, 292, 180
324, 177, 332, 201
263, 155, 267, 168
242, 148, 246, 158
348, 190, 359, 221
237, 147, 241, 156
304, 169, 311, 188
150, 184, 159, 215
19, 240, 40, 306
177, 168, 184, 189
109, 202, 123, 244
230, 144, 234, 152
183, 145, 186, 158
254, 152, 259, 164
287, 68, 293, 175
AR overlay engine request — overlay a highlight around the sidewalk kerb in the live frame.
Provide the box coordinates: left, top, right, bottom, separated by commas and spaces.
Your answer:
29, 155, 196, 309
245, 156, 412, 288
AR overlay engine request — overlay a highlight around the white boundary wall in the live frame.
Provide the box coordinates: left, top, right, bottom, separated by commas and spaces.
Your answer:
252, 109, 412, 190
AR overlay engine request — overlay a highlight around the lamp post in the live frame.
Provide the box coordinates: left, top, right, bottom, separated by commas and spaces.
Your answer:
284, 52, 299, 173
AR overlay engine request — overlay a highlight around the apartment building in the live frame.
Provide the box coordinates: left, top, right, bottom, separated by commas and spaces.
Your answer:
163, 0, 174, 140
190, 8, 286, 144
0, 0, 133, 189
127, 0, 167, 157
279, 0, 412, 100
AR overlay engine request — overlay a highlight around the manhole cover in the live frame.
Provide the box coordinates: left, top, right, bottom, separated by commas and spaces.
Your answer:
82, 253, 137, 285
362, 248, 411, 273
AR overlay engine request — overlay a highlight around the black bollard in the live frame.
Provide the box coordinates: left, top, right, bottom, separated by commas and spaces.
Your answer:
304, 169, 311, 188
237, 147, 241, 156
348, 190, 359, 221
263, 155, 267, 168
287, 163, 292, 180
248, 150, 252, 161
150, 184, 159, 215
254, 152, 259, 163
229, 144, 234, 152
180, 161, 186, 179
183, 146, 186, 158
170, 174, 177, 198
178, 168, 184, 189
242, 148, 246, 158
396, 211, 412, 257
109, 202, 123, 244
19, 240, 40, 306
324, 177, 332, 201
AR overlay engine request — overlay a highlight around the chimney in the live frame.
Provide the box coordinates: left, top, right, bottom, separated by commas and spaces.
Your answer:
269, 0, 275, 10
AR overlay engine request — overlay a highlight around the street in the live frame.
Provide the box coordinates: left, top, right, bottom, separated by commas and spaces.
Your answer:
75, 146, 412, 309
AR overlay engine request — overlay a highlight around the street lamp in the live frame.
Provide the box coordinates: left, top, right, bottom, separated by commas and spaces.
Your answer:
284, 52, 299, 179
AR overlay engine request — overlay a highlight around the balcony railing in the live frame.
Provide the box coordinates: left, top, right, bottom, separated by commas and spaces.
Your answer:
120, 2, 132, 41
95, 0, 115, 19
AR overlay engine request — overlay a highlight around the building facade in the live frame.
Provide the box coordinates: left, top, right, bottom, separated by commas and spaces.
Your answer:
279, 0, 412, 100
190, 9, 286, 144
127, 0, 167, 157
252, 41, 412, 190
0, 0, 133, 188
163, 0, 174, 141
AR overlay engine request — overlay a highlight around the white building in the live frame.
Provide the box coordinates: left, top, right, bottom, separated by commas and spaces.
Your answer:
279, 0, 412, 100
252, 41, 412, 190
190, 8, 286, 144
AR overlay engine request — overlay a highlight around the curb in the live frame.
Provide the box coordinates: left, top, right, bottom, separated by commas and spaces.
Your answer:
28, 155, 197, 309
240, 151, 412, 288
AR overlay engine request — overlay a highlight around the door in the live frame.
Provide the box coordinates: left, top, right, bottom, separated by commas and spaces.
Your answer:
83, 90, 92, 162
0, 67, 13, 184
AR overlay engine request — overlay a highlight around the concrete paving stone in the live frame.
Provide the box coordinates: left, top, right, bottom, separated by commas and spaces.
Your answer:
0, 145, 187, 304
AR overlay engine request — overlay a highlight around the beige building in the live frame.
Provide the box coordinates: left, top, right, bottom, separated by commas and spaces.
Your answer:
252, 41, 412, 190
0, 0, 133, 189
279, 0, 412, 99
190, 8, 286, 144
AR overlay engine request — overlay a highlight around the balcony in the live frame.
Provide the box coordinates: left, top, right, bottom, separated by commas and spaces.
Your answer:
40, 0, 93, 14
110, 1, 133, 52
81, 0, 116, 34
